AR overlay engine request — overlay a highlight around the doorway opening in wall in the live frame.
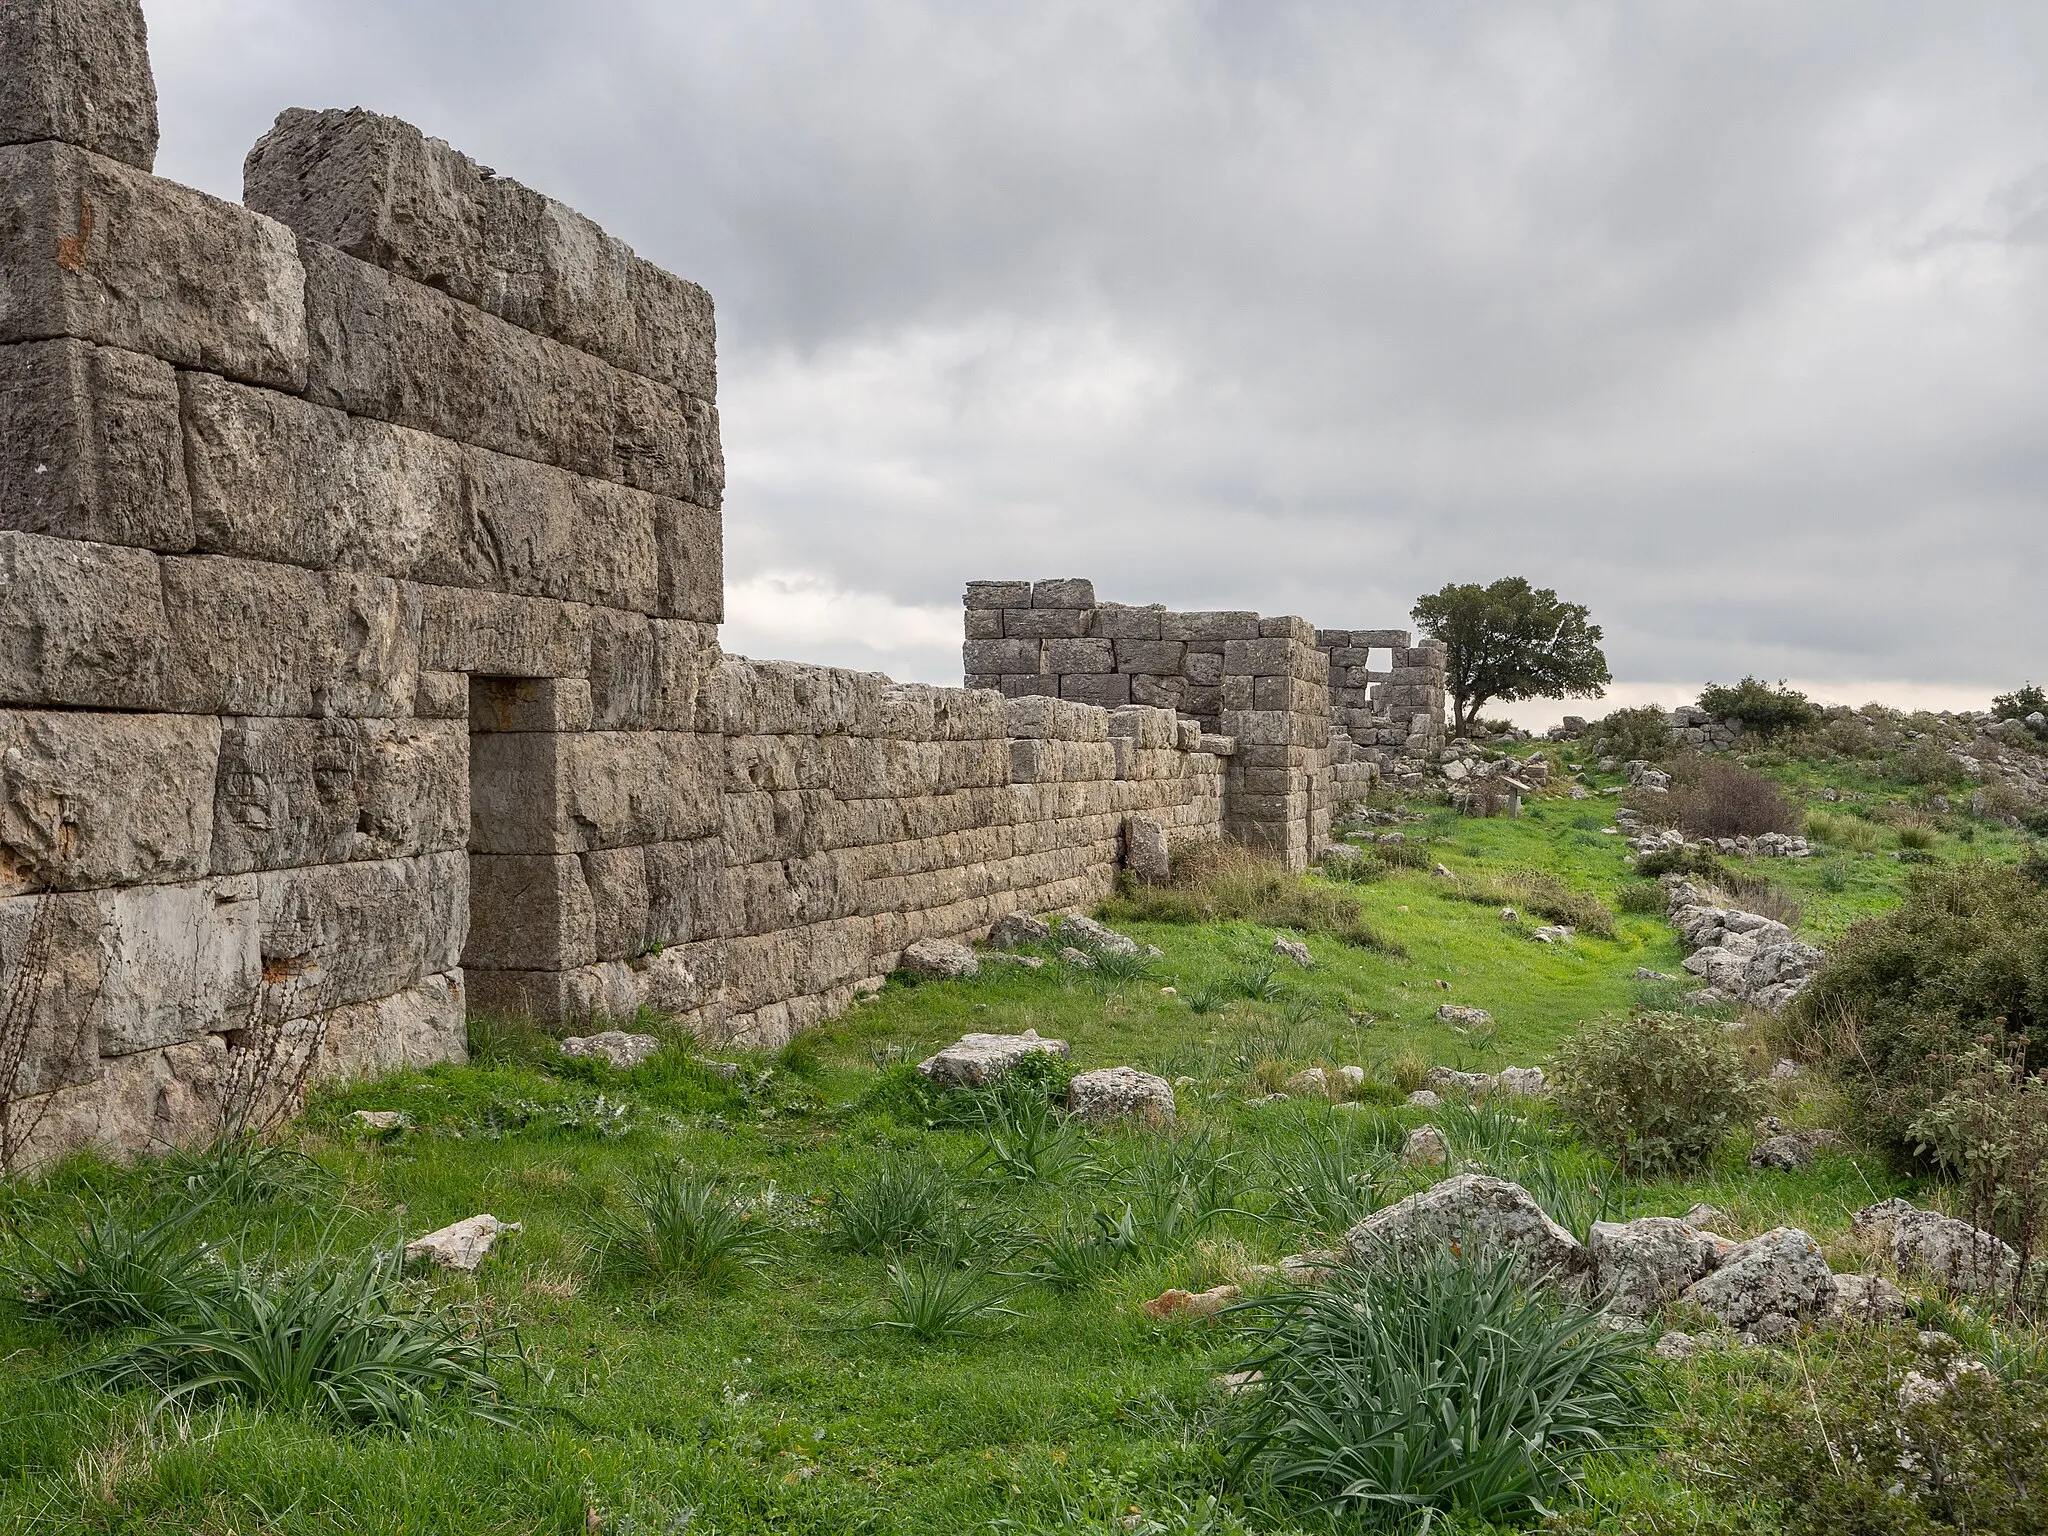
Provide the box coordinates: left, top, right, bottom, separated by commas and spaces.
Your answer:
463, 677, 556, 1012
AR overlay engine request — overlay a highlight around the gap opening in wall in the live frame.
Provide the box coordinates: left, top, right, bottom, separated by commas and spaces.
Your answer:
463, 677, 564, 1016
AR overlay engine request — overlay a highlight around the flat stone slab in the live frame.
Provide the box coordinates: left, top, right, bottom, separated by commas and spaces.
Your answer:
915, 1028, 1068, 1088
560, 1030, 663, 1070
1067, 1066, 1174, 1127
404, 1214, 519, 1271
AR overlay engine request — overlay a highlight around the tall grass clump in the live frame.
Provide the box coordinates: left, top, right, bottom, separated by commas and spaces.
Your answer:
827, 1157, 958, 1254
90, 1243, 518, 1429
1440, 869, 1616, 938
14, 1199, 219, 1332
1263, 1121, 1397, 1234
1224, 1246, 1646, 1528
583, 1163, 775, 1286
869, 1255, 1018, 1342
1101, 844, 1403, 955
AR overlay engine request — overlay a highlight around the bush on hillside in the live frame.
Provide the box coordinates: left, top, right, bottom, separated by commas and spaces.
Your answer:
1634, 845, 1724, 881
1792, 861, 2048, 1158
1657, 756, 1801, 839
1991, 682, 2047, 732
1551, 1011, 1757, 1174
1591, 705, 1672, 764
1888, 738, 1971, 788
1695, 677, 1821, 738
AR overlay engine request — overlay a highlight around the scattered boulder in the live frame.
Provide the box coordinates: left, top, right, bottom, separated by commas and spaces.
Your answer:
405, 1214, 519, 1272
1749, 1127, 1846, 1171
916, 1029, 1068, 1088
1059, 915, 1140, 957
560, 1030, 663, 1070
1500, 907, 1519, 923
1125, 814, 1171, 885
1530, 925, 1574, 944
1830, 1272, 1911, 1322
1400, 1124, 1451, 1168
1066, 1066, 1175, 1127
1680, 1226, 1833, 1341
1404, 1089, 1442, 1109
1666, 879, 1823, 1013
1589, 1217, 1733, 1317
1435, 1004, 1494, 1030
1142, 1284, 1240, 1320
901, 938, 980, 980
1496, 1066, 1547, 1098
989, 912, 1053, 949
1653, 1330, 1700, 1360
1335, 1065, 1366, 1092
1423, 1066, 1494, 1097
1056, 946, 1095, 967
1890, 1208, 2018, 1296
349, 1109, 406, 1132
1272, 937, 1314, 968
1344, 1174, 1589, 1289
1283, 1066, 1329, 1097
1682, 1202, 1728, 1229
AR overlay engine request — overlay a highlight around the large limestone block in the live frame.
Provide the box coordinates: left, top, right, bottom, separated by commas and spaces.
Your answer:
0, 889, 110, 1091
418, 585, 591, 680
728, 852, 860, 933
468, 676, 592, 733
469, 731, 717, 854
258, 851, 467, 1019
0, 337, 189, 548
722, 788, 831, 865
93, 875, 263, 1053
453, 441, 660, 612
586, 612, 710, 731
210, 717, 466, 874
0, 709, 216, 891
724, 732, 828, 794
161, 558, 420, 718
1002, 692, 1108, 742
244, 107, 716, 396
0, 0, 158, 169
9, 1034, 229, 1168
694, 657, 888, 737
652, 498, 722, 623
464, 852, 595, 971
0, 141, 306, 387
0, 529, 169, 708
644, 837, 724, 947
1345, 1174, 1589, 1289
307, 970, 467, 1085
580, 846, 649, 962
296, 241, 721, 505
916, 1028, 1068, 1088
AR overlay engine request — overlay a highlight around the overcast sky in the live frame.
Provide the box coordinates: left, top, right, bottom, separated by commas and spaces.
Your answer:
147, 2, 2046, 724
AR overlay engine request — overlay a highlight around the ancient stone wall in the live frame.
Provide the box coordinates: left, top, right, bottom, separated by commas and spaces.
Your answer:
1315, 628, 1447, 762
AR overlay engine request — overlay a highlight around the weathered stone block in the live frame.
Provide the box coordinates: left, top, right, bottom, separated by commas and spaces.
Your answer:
464, 852, 594, 970
161, 558, 420, 717
0, 890, 109, 1092
93, 875, 262, 1053
11, 1033, 230, 1168
998, 674, 1059, 698
211, 717, 466, 873
469, 730, 717, 853
0, 529, 169, 709
451, 446, 660, 611
1161, 610, 1258, 641
0, 141, 306, 388
645, 836, 724, 946
0, 0, 158, 169
1032, 578, 1094, 608
1044, 637, 1114, 673
1090, 603, 1163, 640
723, 788, 831, 864
695, 657, 886, 737
0, 708, 217, 892
580, 845, 649, 961
258, 851, 466, 1017
297, 241, 719, 504
244, 107, 716, 395
1259, 615, 1317, 644
653, 498, 721, 622
965, 580, 1030, 609
0, 338, 189, 548
1001, 607, 1088, 639
1114, 639, 1185, 673
962, 608, 1002, 640
1130, 674, 1186, 709
308, 970, 466, 1085
1254, 674, 1326, 713
469, 675, 591, 733
964, 637, 1041, 676
1059, 672, 1129, 707
418, 585, 590, 679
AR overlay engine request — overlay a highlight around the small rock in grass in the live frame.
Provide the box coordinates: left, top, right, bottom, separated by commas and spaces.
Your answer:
1770, 1058, 1803, 1081
1059, 915, 1140, 957
916, 1029, 1069, 1087
1748, 1128, 1845, 1171
1432, 863, 1455, 878
901, 937, 979, 980
1335, 1065, 1366, 1091
1634, 967, 1676, 981
989, 912, 1053, 948
1682, 1203, 1728, 1229
350, 1109, 407, 1132
1500, 907, 1518, 922
1435, 1004, 1494, 1030
1057, 946, 1095, 968
560, 1030, 663, 1070
1067, 1066, 1175, 1128
1496, 1066, 1547, 1097
1654, 1331, 1699, 1360
1212, 1368, 1265, 1396
405, 1214, 520, 1271
1830, 1272, 1911, 1322
697, 1058, 742, 1080
1272, 937, 1314, 967
1530, 925, 1574, 944
1401, 1125, 1451, 1168
1279, 1250, 1345, 1283
1423, 1065, 1494, 1097
1283, 1067, 1329, 1097
1346, 1175, 1588, 1288
981, 952, 1046, 970
1405, 1089, 1442, 1109
1141, 1284, 1240, 1320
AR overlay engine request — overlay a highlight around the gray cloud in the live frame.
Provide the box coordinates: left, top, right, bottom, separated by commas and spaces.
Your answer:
148, 1, 2048, 714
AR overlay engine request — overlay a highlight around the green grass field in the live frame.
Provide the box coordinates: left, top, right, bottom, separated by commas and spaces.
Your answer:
0, 756, 2038, 1535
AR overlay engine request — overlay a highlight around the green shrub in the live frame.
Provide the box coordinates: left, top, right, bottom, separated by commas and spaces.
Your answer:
826, 1157, 958, 1255
1551, 1011, 1758, 1174
1890, 738, 1971, 788
1991, 681, 2047, 732
1695, 677, 1820, 738
1634, 845, 1723, 880
1224, 1246, 1646, 1528
1591, 705, 1672, 764
1897, 825, 1938, 852
1661, 756, 1800, 838
1614, 880, 1666, 914
1793, 862, 2048, 1157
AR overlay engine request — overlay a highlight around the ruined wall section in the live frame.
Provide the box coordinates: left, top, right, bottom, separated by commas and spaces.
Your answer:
1316, 627, 1447, 762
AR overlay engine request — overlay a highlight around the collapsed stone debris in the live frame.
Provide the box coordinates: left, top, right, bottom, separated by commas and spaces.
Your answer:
1665, 879, 1823, 1011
